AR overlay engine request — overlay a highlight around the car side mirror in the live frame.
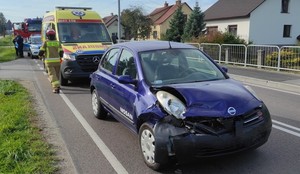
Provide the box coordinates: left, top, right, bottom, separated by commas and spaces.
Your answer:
118, 75, 137, 85
221, 66, 228, 73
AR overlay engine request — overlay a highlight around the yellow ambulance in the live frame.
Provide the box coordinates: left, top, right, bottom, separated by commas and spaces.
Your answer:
41, 7, 112, 85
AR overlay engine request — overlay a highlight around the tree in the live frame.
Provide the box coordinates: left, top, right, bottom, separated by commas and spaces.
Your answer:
121, 6, 152, 40
0, 12, 7, 37
183, 1, 206, 41
165, 6, 186, 42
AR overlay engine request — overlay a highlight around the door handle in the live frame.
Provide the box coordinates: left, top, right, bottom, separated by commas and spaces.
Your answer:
110, 84, 115, 89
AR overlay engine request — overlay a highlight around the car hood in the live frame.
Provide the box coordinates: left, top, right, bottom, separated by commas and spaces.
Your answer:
30, 43, 42, 47
162, 79, 260, 118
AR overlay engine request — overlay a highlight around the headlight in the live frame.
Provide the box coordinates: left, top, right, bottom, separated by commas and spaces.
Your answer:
156, 91, 186, 119
244, 85, 261, 100
63, 53, 76, 61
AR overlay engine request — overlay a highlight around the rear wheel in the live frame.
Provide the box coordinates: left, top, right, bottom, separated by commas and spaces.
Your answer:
60, 72, 68, 86
91, 89, 107, 119
139, 123, 161, 170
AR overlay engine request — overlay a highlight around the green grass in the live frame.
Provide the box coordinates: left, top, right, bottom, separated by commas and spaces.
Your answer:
0, 46, 16, 62
0, 80, 57, 173
0, 35, 16, 62
0, 35, 14, 46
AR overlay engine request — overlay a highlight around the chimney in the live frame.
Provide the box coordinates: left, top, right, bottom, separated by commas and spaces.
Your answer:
111, 13, 114, 16
176, 0, 181, 6
164, 1, 169, 7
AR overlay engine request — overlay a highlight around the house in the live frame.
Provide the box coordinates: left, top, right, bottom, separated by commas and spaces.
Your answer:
204, 0, 300, 45
148, 0, 193, 40
103, 13, 124, 39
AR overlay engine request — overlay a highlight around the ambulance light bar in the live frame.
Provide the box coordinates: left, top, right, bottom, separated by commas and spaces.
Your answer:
56, 6, 92, 11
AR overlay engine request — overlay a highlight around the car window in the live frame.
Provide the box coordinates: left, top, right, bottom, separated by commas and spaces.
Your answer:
101, 48, 119, 73
116, 49, 137, 79
139, 48, 226, 85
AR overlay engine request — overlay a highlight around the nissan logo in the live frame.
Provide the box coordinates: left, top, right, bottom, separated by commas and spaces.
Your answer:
92, 56, 100, 64
227, 107, 236, 116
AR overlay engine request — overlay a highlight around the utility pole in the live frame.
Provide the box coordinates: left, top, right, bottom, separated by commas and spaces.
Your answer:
118, 0, 121, 43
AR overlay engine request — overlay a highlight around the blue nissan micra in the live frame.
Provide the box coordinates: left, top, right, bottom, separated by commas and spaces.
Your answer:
90, 41, 272, 170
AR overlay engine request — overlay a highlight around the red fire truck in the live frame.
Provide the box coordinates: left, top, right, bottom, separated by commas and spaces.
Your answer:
12, 17, 42, 41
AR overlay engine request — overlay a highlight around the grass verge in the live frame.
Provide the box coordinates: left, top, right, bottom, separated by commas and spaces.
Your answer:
0, 35, 16, 62
0, 80, 57, 173
0, 46, 16, 63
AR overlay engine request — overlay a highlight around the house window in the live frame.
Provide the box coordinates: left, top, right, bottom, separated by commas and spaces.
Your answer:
228, 25, 237, 36
281, 0, 290, 13
207, 26, 218, 35
283, 25, 291, 37
184, 14, 188, 22
153, 31, 158, 39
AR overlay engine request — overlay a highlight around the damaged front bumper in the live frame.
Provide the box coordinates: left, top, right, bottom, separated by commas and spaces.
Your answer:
153, 104, 272, 164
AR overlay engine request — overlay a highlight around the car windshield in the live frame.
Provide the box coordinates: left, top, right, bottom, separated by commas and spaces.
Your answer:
139, 48, 226, 86
30, 37, 42, 44
27, 23, 42, 32
58, 23, 111, 43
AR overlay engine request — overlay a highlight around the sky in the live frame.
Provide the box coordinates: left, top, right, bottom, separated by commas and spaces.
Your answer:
0, 0, 218, 23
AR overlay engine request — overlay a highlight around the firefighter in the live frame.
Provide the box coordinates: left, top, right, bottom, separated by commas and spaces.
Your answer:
39, 29, 63, 93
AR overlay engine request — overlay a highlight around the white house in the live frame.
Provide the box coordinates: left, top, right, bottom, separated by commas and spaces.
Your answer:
204, 0, 300, 45
103, 13, 124, 39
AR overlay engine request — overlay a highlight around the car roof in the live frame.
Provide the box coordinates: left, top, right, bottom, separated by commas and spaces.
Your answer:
113, 41, 196, 53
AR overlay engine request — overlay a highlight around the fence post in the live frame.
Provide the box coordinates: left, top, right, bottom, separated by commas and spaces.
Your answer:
277, 49, 281, 71
225, 48, 229, 64
257, 50, 263, 68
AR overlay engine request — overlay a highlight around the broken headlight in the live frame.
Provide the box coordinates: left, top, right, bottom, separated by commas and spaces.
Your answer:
156, 91, 186, 119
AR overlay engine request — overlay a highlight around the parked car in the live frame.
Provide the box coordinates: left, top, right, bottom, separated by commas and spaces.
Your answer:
27, 35, 42, 58
90, 41, 272, 170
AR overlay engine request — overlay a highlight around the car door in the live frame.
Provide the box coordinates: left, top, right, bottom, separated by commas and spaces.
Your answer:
95, 48, 120, 114
109, 48, 138, 130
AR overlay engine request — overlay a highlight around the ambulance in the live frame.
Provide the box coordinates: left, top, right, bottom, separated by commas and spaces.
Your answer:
41, 7, 112, 85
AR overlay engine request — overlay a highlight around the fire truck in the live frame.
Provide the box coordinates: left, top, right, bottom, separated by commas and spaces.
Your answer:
12, 18, 42, 52
12, 18, 42, 40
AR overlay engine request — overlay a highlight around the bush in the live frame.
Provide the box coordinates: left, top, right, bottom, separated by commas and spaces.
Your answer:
266, 50, 300, 68
187, 31, 247, 45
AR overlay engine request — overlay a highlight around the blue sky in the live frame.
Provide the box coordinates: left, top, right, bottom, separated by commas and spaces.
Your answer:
1, 0, 217, 22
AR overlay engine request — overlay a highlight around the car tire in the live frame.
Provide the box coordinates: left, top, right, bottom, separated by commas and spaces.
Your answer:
91, 89, 107, 119
60, 72, 68, 86
139, 123, 161, 171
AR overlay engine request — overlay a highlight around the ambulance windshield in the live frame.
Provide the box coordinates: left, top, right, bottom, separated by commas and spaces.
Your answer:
58, 23, 111, 43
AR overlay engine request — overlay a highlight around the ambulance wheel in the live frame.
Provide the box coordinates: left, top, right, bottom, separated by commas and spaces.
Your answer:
60, 72, 68, 86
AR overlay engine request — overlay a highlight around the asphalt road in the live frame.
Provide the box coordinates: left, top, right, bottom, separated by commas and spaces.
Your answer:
1, 57, 300, 174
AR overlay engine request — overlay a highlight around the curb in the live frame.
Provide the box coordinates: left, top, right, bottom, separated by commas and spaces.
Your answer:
229, 74, 300, 94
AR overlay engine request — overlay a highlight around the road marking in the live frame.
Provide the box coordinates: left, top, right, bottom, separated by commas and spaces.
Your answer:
243, 82, 300, 96
272, 119, 300, 138
272, 119, 300, 132
59, 91, 128, 174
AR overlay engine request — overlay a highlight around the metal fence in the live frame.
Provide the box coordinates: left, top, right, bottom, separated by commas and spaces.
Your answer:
199, 43, 300, 72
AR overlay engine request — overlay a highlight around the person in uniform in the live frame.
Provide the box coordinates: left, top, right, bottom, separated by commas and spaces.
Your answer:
39, 29, 63, 93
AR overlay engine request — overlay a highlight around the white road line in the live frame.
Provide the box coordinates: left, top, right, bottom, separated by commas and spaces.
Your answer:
59, 91, 128, 174
272, 125, 300, 138
243, 82, 300, 96
272, 119, 300, 132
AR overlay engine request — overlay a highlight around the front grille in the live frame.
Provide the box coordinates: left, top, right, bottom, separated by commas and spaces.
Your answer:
76, 54, 103, 72
184, 109, 264, 135
185, 117, 235, 135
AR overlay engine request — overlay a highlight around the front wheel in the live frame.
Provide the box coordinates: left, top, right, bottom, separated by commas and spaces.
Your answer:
91, 89, 107, 119
139, 123, 161, 171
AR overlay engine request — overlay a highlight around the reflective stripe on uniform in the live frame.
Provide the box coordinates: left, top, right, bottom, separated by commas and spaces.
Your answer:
45, 58, 60, 63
